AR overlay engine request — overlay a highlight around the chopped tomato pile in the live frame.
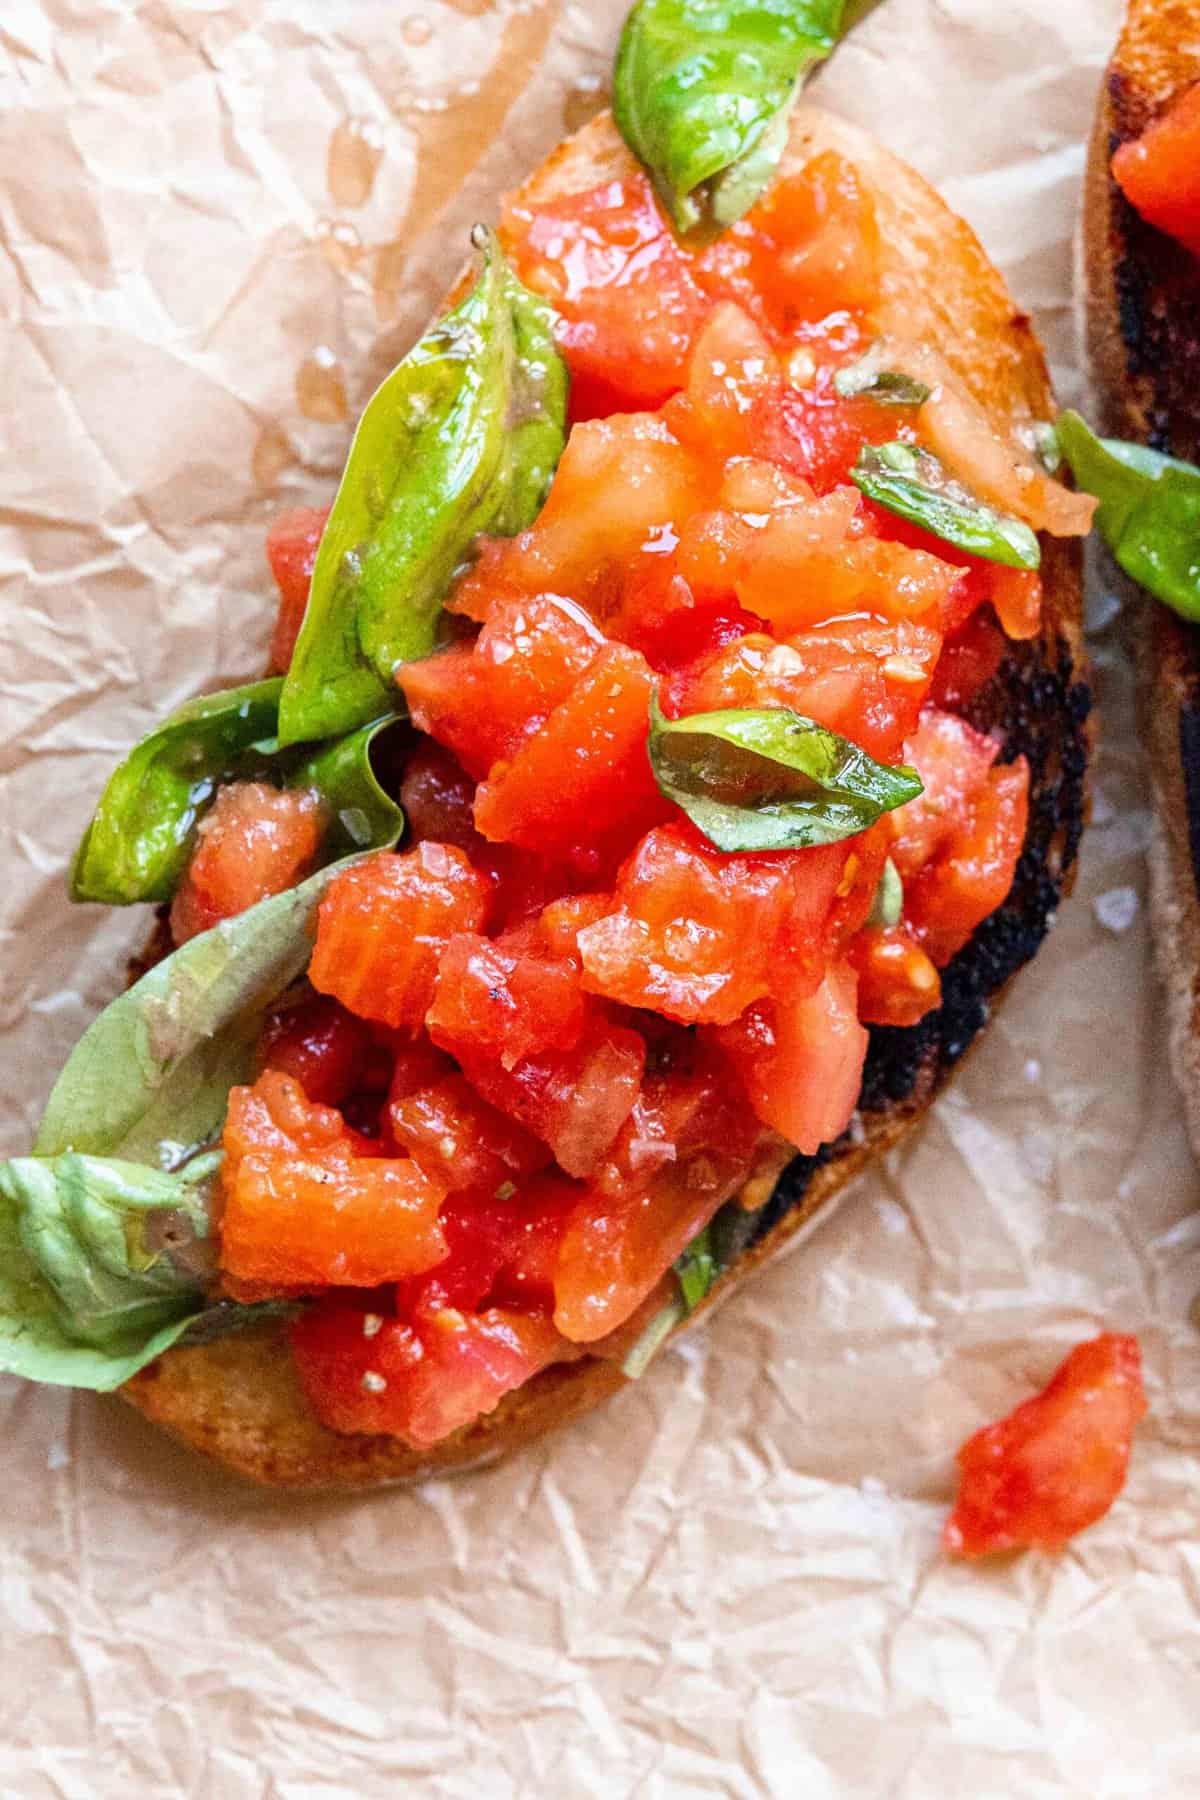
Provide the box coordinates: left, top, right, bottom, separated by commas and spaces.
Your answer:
1112, 81, 1200, 259
200, 152, 1041, 1448
943, 1334, 1147, 1556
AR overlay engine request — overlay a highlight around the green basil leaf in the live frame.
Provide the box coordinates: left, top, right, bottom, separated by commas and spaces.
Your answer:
648, 696, 922, 852
833, 356, 931, 408
278, 228, 568, 746
1056, 411, 1200, 621
70, 680, 284, 904
675, 1225, 717, 1310
0, 1153, 214, 1388
851, 442, 1041, 570
614, 0, 870, 235
71, 689, 406, 907
36, 857, 360, 1167
292, 714, 407, 857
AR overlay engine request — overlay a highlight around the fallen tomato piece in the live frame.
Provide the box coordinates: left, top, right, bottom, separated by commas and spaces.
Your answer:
943, 1334, 1147, 1557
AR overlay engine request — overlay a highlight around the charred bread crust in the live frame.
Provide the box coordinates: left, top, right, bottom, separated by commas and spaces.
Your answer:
119, 105, 1088, 1487
1083, 0, 1200, 1160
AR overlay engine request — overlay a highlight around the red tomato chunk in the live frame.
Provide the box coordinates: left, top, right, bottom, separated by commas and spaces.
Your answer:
1112, 82, 1200, 259
943, 1334, 1147, 1556
170, 781, 327, 946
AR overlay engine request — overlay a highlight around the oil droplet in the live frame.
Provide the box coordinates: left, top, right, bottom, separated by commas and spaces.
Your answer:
327, 116, 385, 208
402, 14, 433, 45
296, 346, 348, 423
251, 425, 295, 491
563, 73, 608, 135
315, 216, 365, 274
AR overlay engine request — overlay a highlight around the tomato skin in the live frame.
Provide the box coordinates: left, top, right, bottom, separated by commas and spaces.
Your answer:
266, 506, 329, 673
290, 1297, 570, 1448
170, 781, 327, 946
1112, 82, 1200, 258
943, 1334, 1147, 1556
711, 962, 867, 1153
258, 995, 374, 1106
309, 845, 491, 1031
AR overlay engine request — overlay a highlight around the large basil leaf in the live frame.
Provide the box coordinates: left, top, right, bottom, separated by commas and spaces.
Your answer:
613, 0, 875, 235
852, 443, 1041, 570
70, 687, 406, 908
71, 680, 283, 904
0, 1153, 215, 1388
278, 229, 568, 746
37, 858, 359, 1166
1056, 411, 1200, 621
648, 697, 922, 852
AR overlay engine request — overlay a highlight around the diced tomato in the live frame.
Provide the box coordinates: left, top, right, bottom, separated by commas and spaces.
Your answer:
577, 822, 845, 1025
929, 609, 1007, 711
1112, 82, 1200, 258
309, 844, 490, 1030
459, 1020, 646, 1178
943, 1333, 1147, 1556
890, 709, 999, 880
219, 1072, 447, 1289
266, 506, 329, 673
399, 743, 481, 852
665, 302, 780, 459
502, 173, 711, 412
473, 643, 667, 870
756, 382, 894, 494
489, 1175, 581, 1311
848, 925, 942, 1027
170, 781, 327, 946
669, 619, 941, 764
907, 758, 1029, 966
553, 1044, 762, 1343
536, 893, 613, 959
426, 930, 587, 1070
454, 415, 708, 630
695, 151, 881, 334
290, 1296, 570, 1448
258, 994, 374, 1106
711, 961, 867, 1153
388, 1071, 551, 1194
988, 567, 1042, 641
640, 600, 767, 673
398, 593, 604, 779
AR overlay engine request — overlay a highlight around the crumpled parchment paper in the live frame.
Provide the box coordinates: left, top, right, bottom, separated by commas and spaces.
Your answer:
3, 2, 1199, 1794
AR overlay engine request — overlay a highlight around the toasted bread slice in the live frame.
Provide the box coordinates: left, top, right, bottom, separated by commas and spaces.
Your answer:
122, 104, 1088, 1488
1083, 0, 1200, 1159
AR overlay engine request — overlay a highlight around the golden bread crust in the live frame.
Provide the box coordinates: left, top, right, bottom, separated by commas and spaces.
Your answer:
122, 105, 1086, 1488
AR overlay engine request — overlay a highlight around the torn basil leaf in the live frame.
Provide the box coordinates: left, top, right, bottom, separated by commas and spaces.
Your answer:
37, 857, 360, 1166
278, 228, 568, 746
614, 0, 875, 236
1056, 411, 1200, 622
675, 1226, 717, 1311
71, 679, 284, 905
648, 696, 922, 853
622, 1200, 764, 1378
852, 442, 1041, 570
0, 1152, 214, 1387
833, 356, 931, 408
70, 689, 406, 908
